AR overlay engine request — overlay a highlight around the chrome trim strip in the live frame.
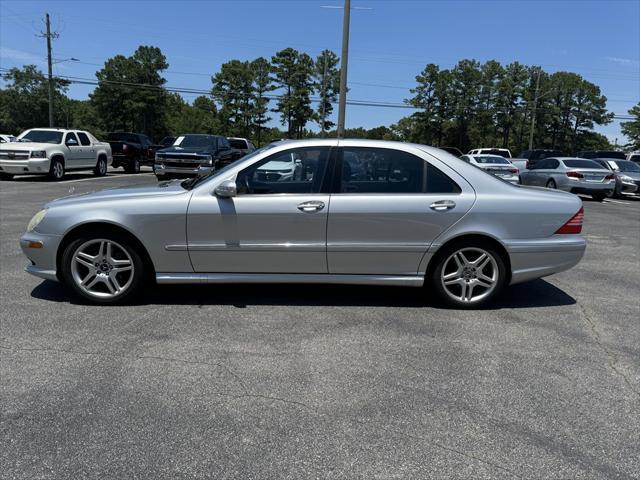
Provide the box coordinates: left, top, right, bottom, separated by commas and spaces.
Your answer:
165, 244, 188, 251
156, 273, 424, 287
327, 243, 427, 252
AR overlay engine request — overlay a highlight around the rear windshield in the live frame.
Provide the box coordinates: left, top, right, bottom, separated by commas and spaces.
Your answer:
474, 156, 510, 164
228, 139, 248, 149
563, 159, 604, 169
597, 151, 626, 160
107, 133, 138, 142
17, 130, 63, 144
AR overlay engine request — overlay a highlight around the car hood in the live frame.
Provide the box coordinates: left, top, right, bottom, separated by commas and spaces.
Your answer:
158, 146, 214, 155
0, 142, 57, 150
46, 180, 187, 208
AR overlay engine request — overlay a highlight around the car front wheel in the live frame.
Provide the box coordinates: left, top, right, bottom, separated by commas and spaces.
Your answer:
60, 234, 146, 304
48, 158, 65, 181
430, 242, 506, 308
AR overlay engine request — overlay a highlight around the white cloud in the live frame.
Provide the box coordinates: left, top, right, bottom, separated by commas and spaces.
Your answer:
605, 56, 640, 67
0, 46, 44, 65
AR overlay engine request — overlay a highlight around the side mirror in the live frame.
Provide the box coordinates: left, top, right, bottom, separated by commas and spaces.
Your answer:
214, 179, 236, 198
66, 138, 78, 146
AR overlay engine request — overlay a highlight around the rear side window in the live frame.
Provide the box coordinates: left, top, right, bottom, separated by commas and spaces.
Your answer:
228, 139, 248, 149
219, 137, 230, 149
338, 147, 459, 194
65, 132, 79, 144
77, 132, 91, 146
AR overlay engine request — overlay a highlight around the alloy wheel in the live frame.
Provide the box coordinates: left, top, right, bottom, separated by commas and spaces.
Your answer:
53, 161, 64, 179
440, 247, 499, 304
70, 239, 134, 299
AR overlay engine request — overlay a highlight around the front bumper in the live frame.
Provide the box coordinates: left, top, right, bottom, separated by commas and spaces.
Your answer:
0, 158, 51, 175
505, 235, 586, 285
20, 231, 62, 282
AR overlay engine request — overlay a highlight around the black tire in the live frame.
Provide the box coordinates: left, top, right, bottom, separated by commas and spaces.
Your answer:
48, 157, 65, 181
546, 179, 557, 189
0, 172, 14, 180
94, 156, 108, 176
60, 232, 146, 305
429, 240, 507, 309
592, 193, 606, 202
125, 157, 141, 174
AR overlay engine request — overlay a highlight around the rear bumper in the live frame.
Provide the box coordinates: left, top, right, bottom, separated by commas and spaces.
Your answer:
505, 235, 586, 285
0, 158, 51, 175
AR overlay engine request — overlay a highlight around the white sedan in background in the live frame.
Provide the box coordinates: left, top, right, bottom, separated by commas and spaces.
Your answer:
460, 154, 520, 184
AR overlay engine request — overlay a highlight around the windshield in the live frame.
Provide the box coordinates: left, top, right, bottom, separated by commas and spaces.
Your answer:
563, 159, 604, 169
615, 160, 640, 173
18, 130, 63, 144
175, 135, 216, 149
181, 143, 278, 190
474, 156, 510, 164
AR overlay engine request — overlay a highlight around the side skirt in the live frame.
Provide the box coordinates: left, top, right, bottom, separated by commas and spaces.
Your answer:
156, 273, 425, 287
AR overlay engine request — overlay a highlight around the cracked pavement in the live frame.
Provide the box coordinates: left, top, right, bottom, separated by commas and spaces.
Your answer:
1, 171, 639, 479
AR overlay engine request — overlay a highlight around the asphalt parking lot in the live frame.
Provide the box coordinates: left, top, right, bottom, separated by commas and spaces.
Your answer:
1, 169, 639, 479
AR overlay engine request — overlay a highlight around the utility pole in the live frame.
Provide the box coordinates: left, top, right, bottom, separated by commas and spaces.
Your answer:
528, 68, 541, 150
39, 13, 58, 128
320, 55, 328, 137
337, 0, 351, 138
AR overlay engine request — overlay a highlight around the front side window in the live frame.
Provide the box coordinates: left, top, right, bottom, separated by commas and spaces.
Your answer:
236, 146, 330, 195
77, 132, 91, 146
65, 132, 79, 145
339, 147, 459, 194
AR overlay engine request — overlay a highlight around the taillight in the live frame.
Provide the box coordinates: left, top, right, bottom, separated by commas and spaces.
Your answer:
123, 144, 128, 151
605, 174, 615, 180
509, 168, 518, 174
566, 171, 584, 179
525, 160, 529, 169
555, 207, 584, 234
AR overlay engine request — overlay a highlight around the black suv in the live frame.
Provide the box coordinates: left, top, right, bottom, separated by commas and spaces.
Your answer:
576, 150, 626, 160
517, 149, 567, 169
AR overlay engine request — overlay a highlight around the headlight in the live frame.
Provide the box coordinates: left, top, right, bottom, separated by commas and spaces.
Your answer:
27, 209, 48, 232
30, 150, 47, 158
620, 175, 634, 182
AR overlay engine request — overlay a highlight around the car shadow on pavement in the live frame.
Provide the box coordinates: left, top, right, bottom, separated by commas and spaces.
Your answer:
31, 278, 575, 309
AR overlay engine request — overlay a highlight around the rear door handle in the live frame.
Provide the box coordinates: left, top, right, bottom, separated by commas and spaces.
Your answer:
297, 200, 325, 213
429, 200, 456, 211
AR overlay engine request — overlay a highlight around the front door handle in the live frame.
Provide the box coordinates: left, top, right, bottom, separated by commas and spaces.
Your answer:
297, 200, 325, 213
430, 200, 456, 211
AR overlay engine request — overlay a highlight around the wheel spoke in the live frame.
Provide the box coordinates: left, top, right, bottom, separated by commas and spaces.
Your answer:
75, 255, 94, 269
459, 282, 468, 301
112, 264, 132, 272
83, 275, 99, 290
105, 241, 113, 262
476, 278, 493, 289
465, 283, 475, 301
104, 276, 116, 294
444, 276, 462, 286
457, 251, 470, 266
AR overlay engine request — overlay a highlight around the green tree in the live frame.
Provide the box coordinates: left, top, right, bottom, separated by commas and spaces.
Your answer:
621, 103, 640, 149
314, 50, 340, 135
271, 48, 315, 138
0, 65, 69, 133
211, 59, 253, 137
90, 46, 169, 139
249, 57, 275, 146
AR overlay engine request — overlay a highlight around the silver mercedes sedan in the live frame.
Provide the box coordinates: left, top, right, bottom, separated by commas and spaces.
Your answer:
20, 139, 587, 308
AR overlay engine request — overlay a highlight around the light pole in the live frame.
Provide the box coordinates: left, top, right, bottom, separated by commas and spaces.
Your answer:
337, 0, 351, 138
322, 2, 370, 138
49, 57, 79, 127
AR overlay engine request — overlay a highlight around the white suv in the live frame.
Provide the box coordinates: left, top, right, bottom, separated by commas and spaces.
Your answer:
468, 148, 512, 158
0, 128, 112, 181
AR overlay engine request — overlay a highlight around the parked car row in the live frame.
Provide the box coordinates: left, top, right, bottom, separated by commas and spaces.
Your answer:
0, 128, 257, 181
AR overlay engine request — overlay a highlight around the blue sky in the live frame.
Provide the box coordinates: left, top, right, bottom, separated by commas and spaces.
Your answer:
1, 0, 638, 143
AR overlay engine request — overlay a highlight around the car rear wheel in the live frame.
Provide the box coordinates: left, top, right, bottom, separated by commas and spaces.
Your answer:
430, 242, 507, 309
94, 156, 107, 176
48, 158, 65, 181
60, 234, 146, 304
125, 157, 140, 174
546, 179, 557, 189
592, 193, 606, 202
